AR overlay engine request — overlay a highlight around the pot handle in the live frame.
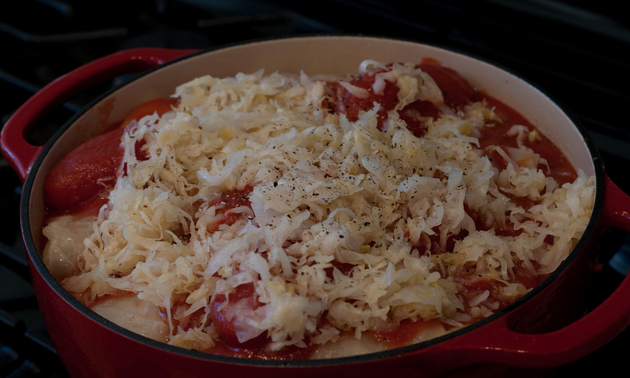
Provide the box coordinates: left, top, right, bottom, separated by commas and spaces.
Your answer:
0, 47, 198, 182
433, 173, 630, 368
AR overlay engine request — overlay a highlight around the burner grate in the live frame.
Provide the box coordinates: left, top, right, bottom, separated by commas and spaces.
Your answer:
1, 0, 629, 376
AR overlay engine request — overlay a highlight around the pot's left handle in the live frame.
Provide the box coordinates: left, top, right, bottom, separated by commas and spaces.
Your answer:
0, 47, 198, 182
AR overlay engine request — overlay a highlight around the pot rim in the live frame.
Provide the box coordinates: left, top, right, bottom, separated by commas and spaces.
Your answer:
18, 34, 607, 368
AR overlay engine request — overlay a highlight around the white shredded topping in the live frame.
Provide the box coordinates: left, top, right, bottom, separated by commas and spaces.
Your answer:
42, 61, 595, 357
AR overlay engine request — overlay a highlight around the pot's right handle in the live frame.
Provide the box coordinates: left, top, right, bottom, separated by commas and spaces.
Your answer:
428, 173, 630, 369
0, 47, 198, 182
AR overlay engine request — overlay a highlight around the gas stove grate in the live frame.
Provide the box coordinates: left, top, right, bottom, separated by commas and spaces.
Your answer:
1, 1, 629, 376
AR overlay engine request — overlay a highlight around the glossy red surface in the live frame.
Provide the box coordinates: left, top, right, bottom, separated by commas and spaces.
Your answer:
43, 127, 124, 212
4, 40, 630, 377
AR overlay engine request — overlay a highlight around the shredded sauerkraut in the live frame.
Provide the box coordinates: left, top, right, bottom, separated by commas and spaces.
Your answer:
42, 61, 595, 357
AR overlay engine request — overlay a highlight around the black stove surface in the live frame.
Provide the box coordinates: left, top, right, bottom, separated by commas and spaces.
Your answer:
1, 1, 629, 377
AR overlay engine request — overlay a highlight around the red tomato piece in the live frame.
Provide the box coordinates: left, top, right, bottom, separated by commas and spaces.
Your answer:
119, 97, 178, 129
44, 97, 178, 214
43, 127, 125, 212
209, 283, 267, 347
119, 97, 177, 161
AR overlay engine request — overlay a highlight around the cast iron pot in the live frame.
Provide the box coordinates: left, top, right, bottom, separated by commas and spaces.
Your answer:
3, 36, 630, 378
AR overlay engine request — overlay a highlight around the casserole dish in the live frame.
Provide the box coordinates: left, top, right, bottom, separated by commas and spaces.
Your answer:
2, 36, 630, 377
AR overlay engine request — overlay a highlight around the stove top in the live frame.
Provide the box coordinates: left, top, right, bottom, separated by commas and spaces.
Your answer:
1, 1, 629, 376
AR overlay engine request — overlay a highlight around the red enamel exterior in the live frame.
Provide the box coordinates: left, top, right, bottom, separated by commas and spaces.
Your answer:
3, 38, 630, 377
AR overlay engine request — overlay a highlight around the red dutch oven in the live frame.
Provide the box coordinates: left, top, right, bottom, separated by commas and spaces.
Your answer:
2, 36, 630, 378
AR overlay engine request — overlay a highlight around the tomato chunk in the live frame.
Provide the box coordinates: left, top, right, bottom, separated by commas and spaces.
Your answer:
119, 97, 178, 129
44, 97, 178, 214
209, 283, 267, 347
44, 127, 125, 212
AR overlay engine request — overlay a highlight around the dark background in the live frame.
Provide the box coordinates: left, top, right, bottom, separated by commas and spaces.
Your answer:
1, 1, 629, 377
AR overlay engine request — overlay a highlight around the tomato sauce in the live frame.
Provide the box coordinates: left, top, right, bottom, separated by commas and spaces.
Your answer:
453, 262, 548, 321
475, 92, 577, 186
327, 60, 476, 137
327, 71, 400, 129
416, 62, 476, 109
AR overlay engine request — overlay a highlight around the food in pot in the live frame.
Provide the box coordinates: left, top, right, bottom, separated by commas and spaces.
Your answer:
41, 59, 595, 359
